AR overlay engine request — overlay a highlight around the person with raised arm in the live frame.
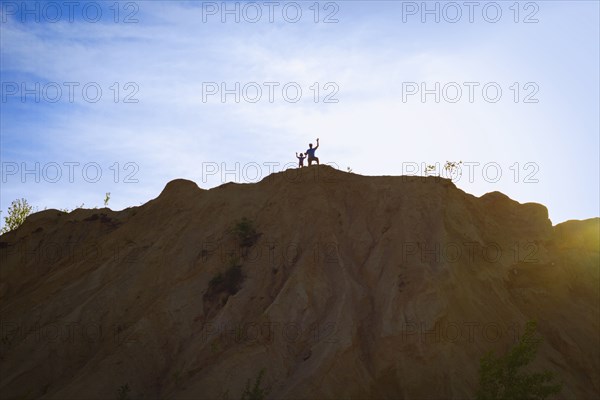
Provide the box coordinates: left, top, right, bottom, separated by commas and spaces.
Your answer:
296, 151, 306, 168
306, 138, 320, 166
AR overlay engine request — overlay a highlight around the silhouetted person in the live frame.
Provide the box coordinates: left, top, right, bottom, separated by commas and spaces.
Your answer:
306, 138, 319, 166
296, 151, 306, 168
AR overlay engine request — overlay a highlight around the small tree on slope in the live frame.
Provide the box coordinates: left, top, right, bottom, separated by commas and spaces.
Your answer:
477, 321, 562, 400
1, 198, 33, 234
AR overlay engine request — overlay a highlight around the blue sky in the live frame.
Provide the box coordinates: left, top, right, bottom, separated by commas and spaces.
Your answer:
1, 0, 599, 226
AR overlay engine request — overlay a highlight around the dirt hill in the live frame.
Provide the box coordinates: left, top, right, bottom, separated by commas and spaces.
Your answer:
1, 165, 598, 399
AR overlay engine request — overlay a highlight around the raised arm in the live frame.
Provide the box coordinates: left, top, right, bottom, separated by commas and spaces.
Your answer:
314, 138, 320, 150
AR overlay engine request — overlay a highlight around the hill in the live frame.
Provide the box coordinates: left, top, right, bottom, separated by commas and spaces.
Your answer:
1, 165, 598, 399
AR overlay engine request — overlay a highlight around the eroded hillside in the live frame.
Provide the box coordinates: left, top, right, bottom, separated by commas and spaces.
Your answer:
1, 166, 598, 399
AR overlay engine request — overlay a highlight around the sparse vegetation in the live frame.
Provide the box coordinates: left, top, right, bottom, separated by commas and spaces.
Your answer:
117, 383, 131, 400
1, 198, 33, 234
60, 203, 85, 213
104, 192, 111, 207
1, 334, 12, 347
205, 217, 260, 302
172, 370, 183, 389
232, 217, 259, 248
209, 271, 224, 287
240, 369, 270, 400
425, 161, 463, 179
207, 257, 244, 297
443, 161, 463, 178
477, 321, 562, 400
210, 340, 222, 353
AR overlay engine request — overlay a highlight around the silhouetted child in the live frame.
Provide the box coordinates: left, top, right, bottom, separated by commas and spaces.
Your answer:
296, 152, 306, 168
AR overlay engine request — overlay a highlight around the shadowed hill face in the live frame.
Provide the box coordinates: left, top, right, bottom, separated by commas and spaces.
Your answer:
0, 166, 598, 399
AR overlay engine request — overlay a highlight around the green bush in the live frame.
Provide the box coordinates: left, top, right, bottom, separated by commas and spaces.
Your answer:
477, 321, 562, 400
207, 257, 244, 298
232, 217, 259, 248
1, 198, 33, 234
241, 369, 270, 400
